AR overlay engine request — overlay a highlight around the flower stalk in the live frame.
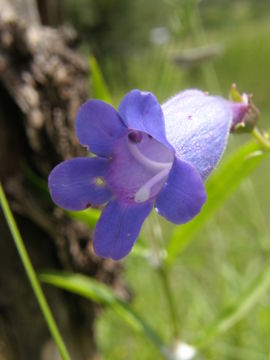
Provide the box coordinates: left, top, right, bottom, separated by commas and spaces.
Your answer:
148, 213, 181, 341
157, 264, 181, 340
252, 127, 270, 151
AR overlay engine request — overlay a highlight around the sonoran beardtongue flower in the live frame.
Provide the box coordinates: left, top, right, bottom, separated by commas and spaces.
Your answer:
48, 89, 232, 260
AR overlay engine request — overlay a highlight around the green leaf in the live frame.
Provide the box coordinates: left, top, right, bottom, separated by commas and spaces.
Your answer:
166, 139, 269, 265
194, 260, 270, 348
66, 208, 101, 228
40, 271, 164, 349
89, 56, 113, 104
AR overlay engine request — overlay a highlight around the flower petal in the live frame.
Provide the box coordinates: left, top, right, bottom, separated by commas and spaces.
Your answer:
93, 200, 153, 260
118, 89, 172, 149
155, 157, 206, 224
162, 90, 232, 179
75, 100, 126, 157
48, 157, 112, 210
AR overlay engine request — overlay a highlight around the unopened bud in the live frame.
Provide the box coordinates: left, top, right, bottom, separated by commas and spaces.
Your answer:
229, 84, 259, 133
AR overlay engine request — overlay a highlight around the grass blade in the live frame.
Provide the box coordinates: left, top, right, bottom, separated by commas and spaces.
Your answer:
89, 56, 113, 104
0, 183, 71, 360
194, 260, 270, 348
40, 271, 165, 350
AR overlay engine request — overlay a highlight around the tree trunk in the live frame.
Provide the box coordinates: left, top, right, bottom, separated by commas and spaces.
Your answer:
0, 1, 124, 359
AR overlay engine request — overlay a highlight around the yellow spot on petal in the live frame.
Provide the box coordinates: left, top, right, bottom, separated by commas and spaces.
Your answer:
95, 177, 105, 186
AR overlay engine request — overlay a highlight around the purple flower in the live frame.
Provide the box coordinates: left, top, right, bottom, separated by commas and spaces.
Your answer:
48, 89, 232, 260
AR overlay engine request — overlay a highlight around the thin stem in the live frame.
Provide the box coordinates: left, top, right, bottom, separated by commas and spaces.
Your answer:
147, 213, 181, 340
0, 183, 71, 360
158, 265, 181, 340
252, 127, 270, 151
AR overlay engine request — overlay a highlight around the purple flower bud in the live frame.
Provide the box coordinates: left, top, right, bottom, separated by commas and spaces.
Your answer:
229, 100, 250, 130
48, 89, 232, 260
228, 84, 259, 133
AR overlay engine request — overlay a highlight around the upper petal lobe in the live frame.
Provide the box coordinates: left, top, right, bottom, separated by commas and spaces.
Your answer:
75, 100, 126, 157
118, 89, 173, 149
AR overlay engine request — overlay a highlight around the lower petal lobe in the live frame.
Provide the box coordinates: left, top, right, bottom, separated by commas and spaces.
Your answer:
48, 157, 112, 210
93, 200, 153, 260
155, 158, 206, 224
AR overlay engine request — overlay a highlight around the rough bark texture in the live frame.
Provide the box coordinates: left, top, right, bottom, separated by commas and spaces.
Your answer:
0, 2, 125, 359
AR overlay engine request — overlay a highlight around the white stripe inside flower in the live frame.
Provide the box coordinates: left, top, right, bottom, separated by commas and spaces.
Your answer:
127, 131, 173, 203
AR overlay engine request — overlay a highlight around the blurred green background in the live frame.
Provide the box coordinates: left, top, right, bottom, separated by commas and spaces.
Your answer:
61, 0, 270, 358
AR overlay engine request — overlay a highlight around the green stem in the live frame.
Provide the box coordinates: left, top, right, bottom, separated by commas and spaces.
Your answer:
157, 265, 181, 340
148, 214, 181, 340
252, 127, 270, 151
0, 183, 71, 360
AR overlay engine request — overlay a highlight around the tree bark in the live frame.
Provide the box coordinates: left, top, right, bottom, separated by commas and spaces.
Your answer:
0, 1, 125, 359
